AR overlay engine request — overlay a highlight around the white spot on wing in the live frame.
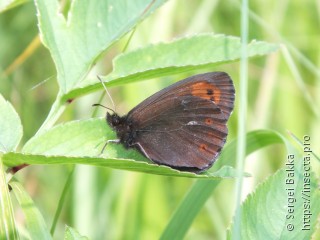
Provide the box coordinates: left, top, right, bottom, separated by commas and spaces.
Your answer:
187, 121, 198, 125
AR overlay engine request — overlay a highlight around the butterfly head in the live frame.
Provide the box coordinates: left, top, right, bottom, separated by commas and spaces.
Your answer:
106, 112, 135, 148
106, 112, 121, 128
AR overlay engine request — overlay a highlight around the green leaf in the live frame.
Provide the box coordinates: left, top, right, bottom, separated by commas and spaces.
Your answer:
3, 153, 243, 179
64, 226, 88, 240
35, 0, 168, 93
227, 162, 320, 239
0, 94, 23, 153
65, 34, 279, 100
210, 129, 284, 171
3, 118, 245, 179
10, 180, 52, 240
160, 130, 285, 240
0, 158, 19, 240
23, 118, 111, 157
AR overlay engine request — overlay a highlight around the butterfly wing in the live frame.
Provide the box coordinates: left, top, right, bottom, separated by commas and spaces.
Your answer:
129, 72, 234, 121
127, 72, 235, 172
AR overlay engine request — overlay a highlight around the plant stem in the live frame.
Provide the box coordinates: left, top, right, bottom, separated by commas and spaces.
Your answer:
50, 167, 74, 236
233, 0, 248, 238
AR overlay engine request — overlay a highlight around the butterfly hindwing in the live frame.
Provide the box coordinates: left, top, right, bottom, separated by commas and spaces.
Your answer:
129, 96, 229, 172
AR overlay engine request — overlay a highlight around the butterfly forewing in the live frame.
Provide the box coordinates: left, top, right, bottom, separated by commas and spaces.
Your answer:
128, 72, 235, 123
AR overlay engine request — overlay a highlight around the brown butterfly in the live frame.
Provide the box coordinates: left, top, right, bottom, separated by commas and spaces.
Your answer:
98, 72, 235, 173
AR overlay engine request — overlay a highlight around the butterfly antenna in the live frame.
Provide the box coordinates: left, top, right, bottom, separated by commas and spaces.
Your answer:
92, 103, 116, 114
97, 75, 116, 112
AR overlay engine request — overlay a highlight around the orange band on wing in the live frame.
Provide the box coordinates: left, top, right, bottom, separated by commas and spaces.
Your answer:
191, 82, 221, 104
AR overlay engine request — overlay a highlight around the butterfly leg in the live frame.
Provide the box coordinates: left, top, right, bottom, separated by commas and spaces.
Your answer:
133, 142, 152, 160
100, 139, 120, 154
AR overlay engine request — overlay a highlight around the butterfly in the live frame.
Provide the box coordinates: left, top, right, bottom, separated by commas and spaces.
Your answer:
99, 72, 235, 173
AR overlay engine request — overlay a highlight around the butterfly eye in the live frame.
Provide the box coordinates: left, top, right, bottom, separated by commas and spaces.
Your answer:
112, 115, 120, 125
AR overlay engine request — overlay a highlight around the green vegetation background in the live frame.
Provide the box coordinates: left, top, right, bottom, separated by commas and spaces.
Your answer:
0, 0, 319, 239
